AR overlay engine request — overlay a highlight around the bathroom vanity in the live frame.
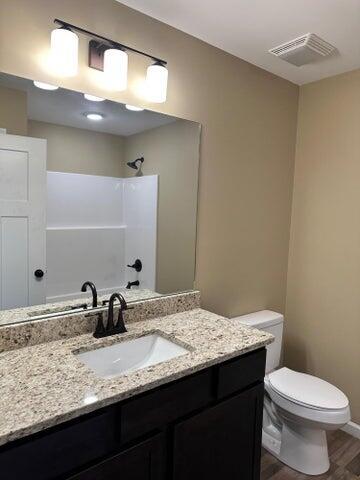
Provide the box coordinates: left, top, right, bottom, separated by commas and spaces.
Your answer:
0, 300, 272, 480
0, 68, 272, 480
0, 71, 270, 476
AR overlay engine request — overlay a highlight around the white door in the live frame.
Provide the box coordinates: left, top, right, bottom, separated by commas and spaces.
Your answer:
0, 134, 46, 309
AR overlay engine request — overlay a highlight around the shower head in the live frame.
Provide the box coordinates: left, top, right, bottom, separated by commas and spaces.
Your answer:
126, 157, 144, 176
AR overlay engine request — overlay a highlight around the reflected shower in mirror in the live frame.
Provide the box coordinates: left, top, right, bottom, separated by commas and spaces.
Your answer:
0, 72, 200, 325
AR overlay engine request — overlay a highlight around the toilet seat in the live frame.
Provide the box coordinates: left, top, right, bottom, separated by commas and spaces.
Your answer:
268, 367, 349, 410
265, 368, 350, 428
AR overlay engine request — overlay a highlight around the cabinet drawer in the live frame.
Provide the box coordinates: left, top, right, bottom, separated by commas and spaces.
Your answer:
217, 348, 266, 399
0, 408, 119, 480
121, 369, 213, 442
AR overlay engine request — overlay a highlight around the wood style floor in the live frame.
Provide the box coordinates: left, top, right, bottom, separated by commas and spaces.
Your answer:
261, 430, 360, 479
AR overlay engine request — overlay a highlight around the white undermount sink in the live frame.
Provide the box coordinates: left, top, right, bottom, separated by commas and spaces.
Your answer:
76, 334, 190, 379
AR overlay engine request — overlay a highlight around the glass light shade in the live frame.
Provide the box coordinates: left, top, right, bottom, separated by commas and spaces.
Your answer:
33, 81, 59, 91
103, 49, 128, 91
84, 93, 105, 102
125, 104, 144, 112
50, 28, 79, 77
145, 63, 168, 103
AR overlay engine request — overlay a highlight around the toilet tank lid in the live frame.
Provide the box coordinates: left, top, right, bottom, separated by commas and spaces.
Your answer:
231, 310, 284, 329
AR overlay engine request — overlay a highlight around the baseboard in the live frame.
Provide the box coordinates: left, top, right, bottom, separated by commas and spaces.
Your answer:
342, 421, 360, 439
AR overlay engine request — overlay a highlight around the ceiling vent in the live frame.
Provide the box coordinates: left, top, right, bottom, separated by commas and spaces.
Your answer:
269, 33, 336, 66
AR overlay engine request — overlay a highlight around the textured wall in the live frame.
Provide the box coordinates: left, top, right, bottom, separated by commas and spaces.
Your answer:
0, 85, 27, 135
28, 120, 124, 177
0, 0, 298, 316
286, 70, 360, 423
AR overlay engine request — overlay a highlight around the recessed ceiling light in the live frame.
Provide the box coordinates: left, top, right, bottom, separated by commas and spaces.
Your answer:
33, 81, 59, 91
84, 93, 105, 102
85, 112, 104, 121
125, 104, 144, 112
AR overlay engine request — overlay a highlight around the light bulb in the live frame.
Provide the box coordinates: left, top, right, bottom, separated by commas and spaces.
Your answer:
50, 27, 79, 77
33, 81, 59, 91
145, 63, 168, 103
84, 93, 105, 102
125, 104, 144, 112
103, 48, 128, 91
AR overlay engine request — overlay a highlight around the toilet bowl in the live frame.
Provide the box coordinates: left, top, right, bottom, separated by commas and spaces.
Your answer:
233, 310, 351, 476
264, 367, 350, 475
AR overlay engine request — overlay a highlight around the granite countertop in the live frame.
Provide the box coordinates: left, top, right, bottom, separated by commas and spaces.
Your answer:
0, 308, 273, 447
0, 288, 162, 326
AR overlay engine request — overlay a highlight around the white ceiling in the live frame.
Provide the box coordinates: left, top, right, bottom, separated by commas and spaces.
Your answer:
0, 73, 175, 136
118, 0, 360, 85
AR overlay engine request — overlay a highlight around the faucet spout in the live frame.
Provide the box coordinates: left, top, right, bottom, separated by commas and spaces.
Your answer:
93, 292, 129, 338
81, 281, 98, 308
107, 293, 128, 334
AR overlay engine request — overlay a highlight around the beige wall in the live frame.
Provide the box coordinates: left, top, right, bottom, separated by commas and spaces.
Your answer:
1, 0, 359, 423
125, 120, 200, 294
0, 0, 298, 315
285, 70, 360, 423
28, 120, 124, 176
0, 85, 27, 135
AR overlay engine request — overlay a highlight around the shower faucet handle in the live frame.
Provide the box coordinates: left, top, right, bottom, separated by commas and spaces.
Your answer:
127, 259, 142, 272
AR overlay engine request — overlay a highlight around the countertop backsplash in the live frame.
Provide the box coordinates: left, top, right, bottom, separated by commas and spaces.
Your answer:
0, 291, 200, 353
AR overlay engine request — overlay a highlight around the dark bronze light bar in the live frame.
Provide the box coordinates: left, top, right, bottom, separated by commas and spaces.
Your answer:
54, 18, 167, 69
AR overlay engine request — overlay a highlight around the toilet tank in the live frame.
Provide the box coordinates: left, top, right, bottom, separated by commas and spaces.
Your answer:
231, 310, 284, 373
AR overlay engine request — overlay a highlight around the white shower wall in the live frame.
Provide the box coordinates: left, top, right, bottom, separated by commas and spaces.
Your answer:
46, 172, 158, 302
123, 176, 158, 291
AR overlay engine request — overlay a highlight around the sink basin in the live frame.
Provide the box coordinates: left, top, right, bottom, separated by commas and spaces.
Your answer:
76, 334, 190, 378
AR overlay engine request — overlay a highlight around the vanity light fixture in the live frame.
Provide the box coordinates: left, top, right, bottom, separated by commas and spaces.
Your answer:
33, 81, 59, 91
103, 48, 128, 92
125, 104, 144, 112
85, 112, 104, 121
84, 93, 105, 102
145, 62, 168, 103
50, 26, 79, 77
52, 19, 168, 102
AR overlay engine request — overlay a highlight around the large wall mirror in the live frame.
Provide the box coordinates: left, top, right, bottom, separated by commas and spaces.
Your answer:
0, 72, 200, 325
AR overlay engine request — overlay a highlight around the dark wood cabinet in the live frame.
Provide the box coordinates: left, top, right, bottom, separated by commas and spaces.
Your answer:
0, 409, 120, 480
0, 348, 265, 480
68, 434, 164, 480
173, 384, 264, 480
121, 369, 213, 443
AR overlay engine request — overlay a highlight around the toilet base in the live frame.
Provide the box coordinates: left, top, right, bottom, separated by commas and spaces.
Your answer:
262, 422, 330, 476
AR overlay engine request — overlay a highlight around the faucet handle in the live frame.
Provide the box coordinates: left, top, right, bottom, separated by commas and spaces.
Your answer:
94, 313, 106, 338
127, 259, 142, 272
116, 310, 127, 333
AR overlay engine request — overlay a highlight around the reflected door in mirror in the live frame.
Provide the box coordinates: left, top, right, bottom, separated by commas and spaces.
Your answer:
0, 134, 46, 309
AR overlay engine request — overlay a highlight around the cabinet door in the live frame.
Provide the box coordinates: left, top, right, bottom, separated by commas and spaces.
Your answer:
173, 384, 263, 480
68, 433, 164, 480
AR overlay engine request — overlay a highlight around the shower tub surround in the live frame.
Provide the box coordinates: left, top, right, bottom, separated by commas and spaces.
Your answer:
46, 172, 158, 302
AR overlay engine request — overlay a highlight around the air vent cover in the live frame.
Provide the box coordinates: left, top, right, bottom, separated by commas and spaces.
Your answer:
269, 33, 336, 66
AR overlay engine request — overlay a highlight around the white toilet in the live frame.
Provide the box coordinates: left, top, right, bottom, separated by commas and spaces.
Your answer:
234, 310, 350, 476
